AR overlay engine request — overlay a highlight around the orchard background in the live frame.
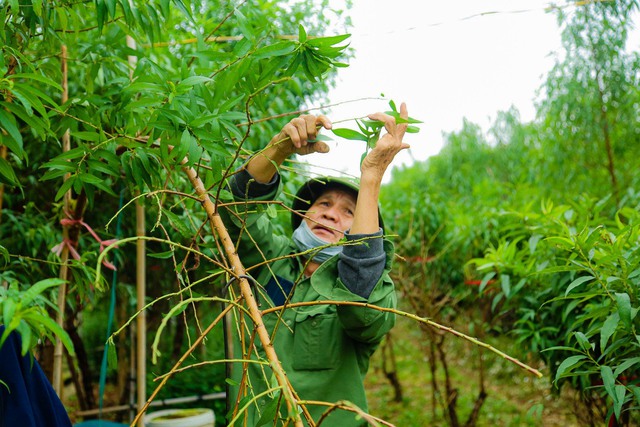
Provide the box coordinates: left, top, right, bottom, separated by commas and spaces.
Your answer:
1, 1, 639, 426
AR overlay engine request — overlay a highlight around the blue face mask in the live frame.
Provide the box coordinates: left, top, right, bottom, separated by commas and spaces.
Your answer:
292, 220, 343, 264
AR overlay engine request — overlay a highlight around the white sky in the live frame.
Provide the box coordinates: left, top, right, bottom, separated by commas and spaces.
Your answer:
303, 0, 567, 180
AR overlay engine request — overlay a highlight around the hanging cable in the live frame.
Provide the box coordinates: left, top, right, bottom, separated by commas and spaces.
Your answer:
98, 187, 126, 419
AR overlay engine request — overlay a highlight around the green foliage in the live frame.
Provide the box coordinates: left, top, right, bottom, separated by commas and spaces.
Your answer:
1, 0, 349, 318
1, 0, 353, 417
382, 2, 640, 424
469, 200, 640, 416
538, 0, 640, 202
0, 278, 74, 356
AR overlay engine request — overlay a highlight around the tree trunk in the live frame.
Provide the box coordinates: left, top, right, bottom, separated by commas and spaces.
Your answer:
381, 333, 403, 403
436, 336, 459, 427
66, 311, 97, 410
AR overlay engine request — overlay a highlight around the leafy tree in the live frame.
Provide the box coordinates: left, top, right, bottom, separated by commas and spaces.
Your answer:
382, 2, 640, 425
1, 0, 353, 421
537, 0, 640, 205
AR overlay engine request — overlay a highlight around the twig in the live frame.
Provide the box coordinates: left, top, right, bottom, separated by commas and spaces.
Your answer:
262, 301, 543, 378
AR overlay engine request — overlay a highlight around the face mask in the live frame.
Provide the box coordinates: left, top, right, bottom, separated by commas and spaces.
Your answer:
292, 220, 343, 264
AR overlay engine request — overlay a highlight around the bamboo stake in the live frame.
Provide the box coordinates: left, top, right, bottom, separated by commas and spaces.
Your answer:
126, 34, 147, 427
181, 165, 304, 427
135, 197, 146, 427
53, 44, 71, 395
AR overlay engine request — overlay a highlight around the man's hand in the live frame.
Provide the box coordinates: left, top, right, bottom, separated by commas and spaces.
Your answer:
360, 102, 410, 183
349, 103, 410, 235
245, 114, 332, 184
268, 114, 333, 157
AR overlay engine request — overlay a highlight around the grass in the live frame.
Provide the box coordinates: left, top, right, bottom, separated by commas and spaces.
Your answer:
365, 312, 581, 427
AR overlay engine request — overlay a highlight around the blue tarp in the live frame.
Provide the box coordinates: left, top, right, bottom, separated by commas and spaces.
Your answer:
0, 326, 73, 427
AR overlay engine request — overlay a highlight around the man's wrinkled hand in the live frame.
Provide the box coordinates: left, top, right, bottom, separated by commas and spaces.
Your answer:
360, 102, 410, 180
269, 114, 333, 157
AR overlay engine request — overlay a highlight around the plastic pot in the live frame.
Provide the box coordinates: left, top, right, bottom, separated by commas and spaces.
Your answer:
144, 408, 215, 427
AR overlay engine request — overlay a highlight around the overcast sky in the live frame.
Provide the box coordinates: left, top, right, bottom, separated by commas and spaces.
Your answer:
303, 0, 568, 180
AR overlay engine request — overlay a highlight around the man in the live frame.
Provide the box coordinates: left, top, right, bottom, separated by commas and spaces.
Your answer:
222, 103, 410, 426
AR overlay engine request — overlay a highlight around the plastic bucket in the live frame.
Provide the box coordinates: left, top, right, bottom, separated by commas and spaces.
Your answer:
144, 408, 215, 427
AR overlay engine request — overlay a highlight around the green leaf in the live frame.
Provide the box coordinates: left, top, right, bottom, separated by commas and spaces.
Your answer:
22, 279, 66, 307
148, 250, 175, 259
479, 271, 496, 294
298, 24, 307, 44
574, 332, 592, 352
0, 245, 9, 265
123, 81, 166, 94
255, 392, 281, 426
613, 385, 626, 420
173, 129, 195, 163
131, 156, 146, 190
632, 385, 640, 406
1, 101, 49, 140
331, 128, 368, 142
135, 149, 155, 181
0, 157, 20, 187
542, 345, 583, 353
107, 340, 118, 369
54, 177, 75, 201
266, 204, 278, 219
172, 0, 194, 22
545, 236, 575, 250
615, 293, 632, 329
254, 41, 296, 59
600, 312, 619, 352
565, 275, 595, 296
17, 322, 32, 356
106, 0, 116, 18
163, 209, 193, 238
2, 298, 16, 329
177, 76, 212, 89
225, 378, 239, 386
0, 109, 24, 156
86, 159, 118, 177
500, 274, 511, 298
555, 355, 585, 382
96, 0, 106, 31
306, 33, 350, 48
601, 365, 616, 399
613, 357, 640, 378
47, 146, 88, 161
30, 312, 75, 356
233, 8, 253, 40
9, 73, 63, 92
89, 177, 117, 196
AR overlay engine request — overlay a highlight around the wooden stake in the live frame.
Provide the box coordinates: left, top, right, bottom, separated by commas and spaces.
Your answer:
53, 44, 71, 395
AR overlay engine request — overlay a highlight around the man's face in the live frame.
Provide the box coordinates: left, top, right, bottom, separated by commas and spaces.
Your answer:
303, 188, 357, 243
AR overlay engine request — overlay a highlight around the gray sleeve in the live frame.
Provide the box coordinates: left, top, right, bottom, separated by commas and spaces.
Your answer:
229, 167, 280, 199
337, 228, 386, 299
